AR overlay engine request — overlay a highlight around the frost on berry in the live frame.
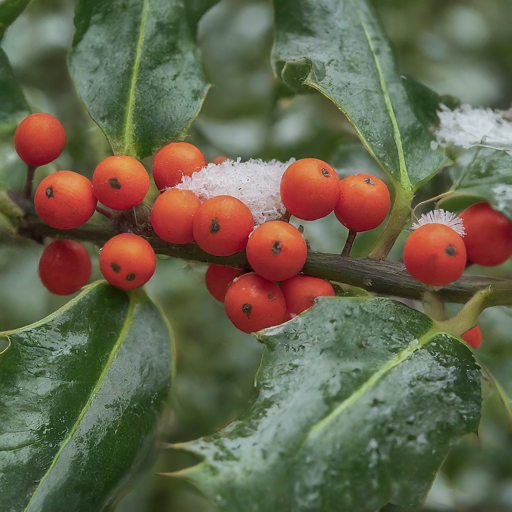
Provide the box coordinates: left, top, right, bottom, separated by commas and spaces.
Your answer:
434, 104, 512, 150
176, 158, 294, 226
411, 209, 466, 237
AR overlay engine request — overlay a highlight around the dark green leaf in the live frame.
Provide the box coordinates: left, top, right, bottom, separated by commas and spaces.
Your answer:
0, 0, 31, 40
272, 0, 446, 190
450, 147, 512, 219
171, 297, 481, 512
401, 77, 460, 131
69, 0, 214, 160
0, 47, 29, 129
0, 47, 30, 190
0, 281, 173, 512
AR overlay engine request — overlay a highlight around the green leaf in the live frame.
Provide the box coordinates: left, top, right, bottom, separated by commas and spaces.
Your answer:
172, 297, 481, 512
0, 281, 173, 512
0, 0, 31, 40
69, 0, 214, 160
449, 147, 512, 219
401, 77, 459, 131
272, 0, 446, 191
0, 47, 30, 190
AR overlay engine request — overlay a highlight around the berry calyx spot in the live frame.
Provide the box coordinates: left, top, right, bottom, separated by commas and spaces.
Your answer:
242, 303, 252, 318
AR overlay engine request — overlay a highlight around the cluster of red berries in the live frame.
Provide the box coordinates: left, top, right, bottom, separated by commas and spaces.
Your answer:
16, 112, 498, 343
14, 113, 395, 334
402, 202, 512, 349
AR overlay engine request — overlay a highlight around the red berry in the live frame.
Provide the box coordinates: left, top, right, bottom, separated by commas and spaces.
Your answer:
99, 233, 156, 290
151, 188, 201, 244
34, 171, 97, 229
152, 142, 206, 191
246, 221, 307, 282
280, 158, 340, 220
334, 174, 390, 232
280, 275, 335, 315
224, 273, 286, 333
38, 239, 92, 295
211, 156, 228, 165
459, 202, 512, 266
193, 195, 254, 256
403, 224, 466, 286
205, 264, 244, 302
14, 113, 66, 167
92, 156, 149, 210
461, 325, 482, 349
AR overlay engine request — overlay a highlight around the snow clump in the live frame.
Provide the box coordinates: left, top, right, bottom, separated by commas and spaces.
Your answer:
434, 104, 512, 150
176, 158, 293, 226
411, 209, 466, 237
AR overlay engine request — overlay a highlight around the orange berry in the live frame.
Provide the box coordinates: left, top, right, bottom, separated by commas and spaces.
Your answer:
193, 195, 254, 256
211, 156, 228, 165
459, 202, 512, 266
246, 221, 307, 281
14, 113, 66, 167
38, 239, 91, 295
99, 233, 156, 290
224, 272, 286, 333
461, 325, 482, 349
280, 158, 340, 220
34, 170, 97, 229
403, 224, 466, 286
151, 188, 201, 244
334, 174, 390, 232
152, 142, 206, 191
92, 155, 149, 210
205, 264, 244, 302
280, 275, 335, 315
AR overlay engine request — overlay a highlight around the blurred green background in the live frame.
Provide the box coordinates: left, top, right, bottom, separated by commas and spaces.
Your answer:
2, 0, 512, 510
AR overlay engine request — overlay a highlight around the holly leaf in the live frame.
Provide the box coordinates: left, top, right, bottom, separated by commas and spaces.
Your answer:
448, 147, 512, 219
0, 0, 31, 40
0, 47, 30, 190
272, 0, 447, 191
69, 0, 215, 160
170, 297, 481, 512
0, 281, 173, 512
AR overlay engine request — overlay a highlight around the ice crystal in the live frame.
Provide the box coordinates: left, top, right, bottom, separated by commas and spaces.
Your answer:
434, 104, 512, 150
411, 209, 466, 237
175, 158, 293, 226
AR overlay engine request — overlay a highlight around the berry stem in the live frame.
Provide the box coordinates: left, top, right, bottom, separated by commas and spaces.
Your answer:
369, 188, 413, 261
95, 206, 112, 219
281, 210, 292, 222
341, 230, 357, 257
23, 164, 38, 199
422, 292, 449, 321
436, 288, 495, 337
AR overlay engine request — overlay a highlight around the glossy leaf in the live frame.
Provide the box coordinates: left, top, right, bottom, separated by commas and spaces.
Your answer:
450, 147, 512, 219
69, 0, 214, 160
0, 0, 31, 39
0, 281, 173, 512
272, 0, 446, 191
172, 297, 481, 512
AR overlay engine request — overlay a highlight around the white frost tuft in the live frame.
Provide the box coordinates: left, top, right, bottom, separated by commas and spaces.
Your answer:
412, 209, 466, 237
434, 104, 512, 150
175, 158, 293, 226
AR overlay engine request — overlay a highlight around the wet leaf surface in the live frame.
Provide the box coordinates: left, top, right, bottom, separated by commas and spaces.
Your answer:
272, 0, 447, 190
69, 0, 215, 159
0, 281, 173, 512
172, 297, 481, 512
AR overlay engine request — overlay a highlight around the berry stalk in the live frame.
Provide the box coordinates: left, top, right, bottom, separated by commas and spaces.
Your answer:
369, 187, 413, 260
